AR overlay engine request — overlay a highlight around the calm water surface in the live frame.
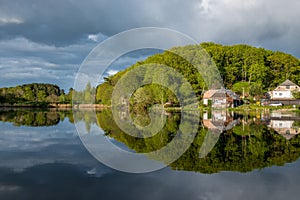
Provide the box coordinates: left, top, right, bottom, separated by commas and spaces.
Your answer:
1, 108, 300, 200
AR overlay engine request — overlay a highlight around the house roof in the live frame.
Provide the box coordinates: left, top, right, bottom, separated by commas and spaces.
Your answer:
225, 89, 240, 99
211, 88, 240, 100
203, 90, 218, 99
279, 79, 298, 87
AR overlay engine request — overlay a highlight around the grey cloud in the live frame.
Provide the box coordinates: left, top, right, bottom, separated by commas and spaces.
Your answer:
0, 0, 299, 89
0, 0, 299, 54
192, 0, 300, 56
0, 0, 163, 46
0, 37, 98, 89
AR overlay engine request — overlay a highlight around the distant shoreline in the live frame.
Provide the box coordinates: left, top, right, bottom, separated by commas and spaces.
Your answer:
0, 103, 299, 113
0, 103, 111, 109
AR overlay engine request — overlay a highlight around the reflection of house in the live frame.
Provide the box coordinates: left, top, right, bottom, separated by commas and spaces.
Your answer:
268, 112, 300, 140
269, 79, 300, 100
200, 110, 240, 158
203, 89, 241, 108
203, 110, 240, 132
268, 119, 299, 140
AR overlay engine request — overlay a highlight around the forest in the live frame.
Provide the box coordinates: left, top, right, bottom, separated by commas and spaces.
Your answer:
0, 83, 73, 105
96, 43, 300, 107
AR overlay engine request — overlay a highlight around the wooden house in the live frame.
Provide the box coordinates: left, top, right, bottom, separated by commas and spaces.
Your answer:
203, 88, 241, 108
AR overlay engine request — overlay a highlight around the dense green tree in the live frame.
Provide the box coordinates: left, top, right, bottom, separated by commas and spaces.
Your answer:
292, 91, 300, 99
249, 84, 264, 100
95, 43, 300, 106
0, 83, 74, 104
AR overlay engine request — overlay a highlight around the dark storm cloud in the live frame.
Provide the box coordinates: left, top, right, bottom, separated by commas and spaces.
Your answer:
0, 0, 299, 49
0, 0, 104, 46
0, 0, 165, 46
0, 0, 299, 89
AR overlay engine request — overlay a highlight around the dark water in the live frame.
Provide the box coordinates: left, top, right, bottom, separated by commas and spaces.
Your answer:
1, 108, 300, 200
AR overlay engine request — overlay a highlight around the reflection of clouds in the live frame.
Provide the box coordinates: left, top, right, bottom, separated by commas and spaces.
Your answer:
0, 184, 21, 192
1, 114, 300, 199
106, 69, 118, 76
0, 160, 300, 200
0, 121, 111, 174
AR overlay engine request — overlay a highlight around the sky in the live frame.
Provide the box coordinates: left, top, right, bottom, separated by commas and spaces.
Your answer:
0, 0, 299, 90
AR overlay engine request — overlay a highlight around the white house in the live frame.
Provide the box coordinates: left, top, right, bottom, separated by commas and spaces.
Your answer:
269, 79, 300, 100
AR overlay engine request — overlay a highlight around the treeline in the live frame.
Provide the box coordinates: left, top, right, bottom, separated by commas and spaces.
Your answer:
0, 82, 99, 105
96, 43, 300, 105
0, 83, 73, 104
202, 42, 300, 88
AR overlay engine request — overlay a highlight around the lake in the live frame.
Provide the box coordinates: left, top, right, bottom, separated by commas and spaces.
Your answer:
1, 108, 300, 199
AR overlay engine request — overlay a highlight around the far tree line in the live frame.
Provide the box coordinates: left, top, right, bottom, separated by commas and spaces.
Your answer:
0, 83, 74, 104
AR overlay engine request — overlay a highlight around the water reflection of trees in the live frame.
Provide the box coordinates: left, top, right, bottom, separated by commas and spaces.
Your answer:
96, 109, 181, 153
0, 109, 73, 126
95, 109, 300, 173
2, 109, 300, 173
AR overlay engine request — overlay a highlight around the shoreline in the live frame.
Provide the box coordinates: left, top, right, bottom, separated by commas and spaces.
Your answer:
0, 103, 111, 110
0, 103, 299, 113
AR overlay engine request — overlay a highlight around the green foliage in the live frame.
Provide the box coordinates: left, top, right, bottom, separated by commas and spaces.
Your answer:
249, 84, 264, 99
0, 83, 77, 105
204, 43, 300, 89
232, 81, 250, 97
96, 43, 300, 106
0, 83, 65, 104
72, 82, 96, 104
292, 90, 300, 99
96, 49, 207, 105
96, 82, 113, 105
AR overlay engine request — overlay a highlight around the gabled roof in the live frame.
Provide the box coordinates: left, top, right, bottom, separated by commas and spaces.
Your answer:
211, 88, 240, 100
225, 89, 240, 99
203, 90, 218, 99
279, 79, 298, 87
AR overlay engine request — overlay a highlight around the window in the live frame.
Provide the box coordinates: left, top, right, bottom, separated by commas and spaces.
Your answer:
279, 93, 282, 96
286, 86, 290, 89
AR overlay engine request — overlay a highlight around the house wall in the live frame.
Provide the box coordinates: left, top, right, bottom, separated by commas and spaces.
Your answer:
212, 98, 226, 108
269, 120, 299, 135
270, 84, 300, 99
271, 120, 294, 129
276, 85, 299, 91
271, 90, 293, 99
